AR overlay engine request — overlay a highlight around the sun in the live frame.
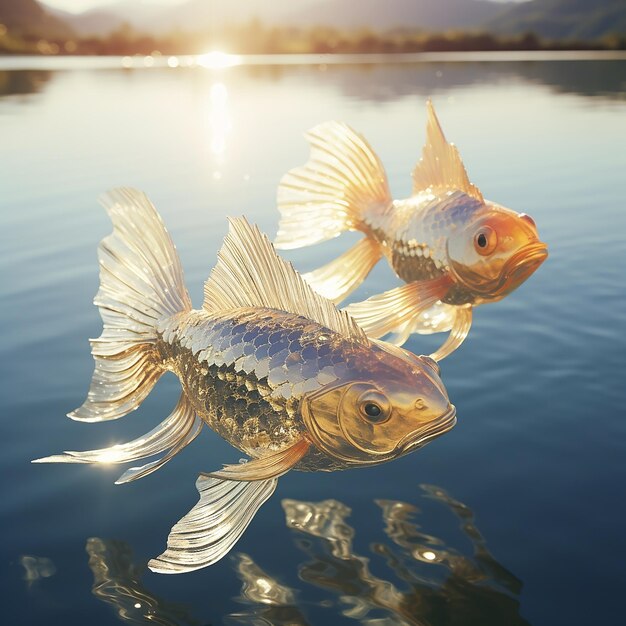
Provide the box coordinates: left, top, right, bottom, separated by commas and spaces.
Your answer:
197, 51, 241, 69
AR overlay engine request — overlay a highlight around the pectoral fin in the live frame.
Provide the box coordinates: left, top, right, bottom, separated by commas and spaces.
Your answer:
430, 306, 472, 361
202, 439, 310, 482
344, 276, 452, 343
33, 394, 202, 484
149, 475, 278, 573
149, 440, 309, 574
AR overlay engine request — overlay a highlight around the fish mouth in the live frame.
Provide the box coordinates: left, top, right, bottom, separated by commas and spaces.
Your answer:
397, 404, 457, 454
460, 241, 548, 298
495, 241, 548, 296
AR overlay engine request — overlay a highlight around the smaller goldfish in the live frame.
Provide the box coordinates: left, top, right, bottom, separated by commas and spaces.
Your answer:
275, 102, 547, 359
33, 189, 455, 574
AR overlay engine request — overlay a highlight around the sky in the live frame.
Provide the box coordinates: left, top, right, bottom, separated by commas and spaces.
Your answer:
42, 0, 186, 14
42, 0, 522, 16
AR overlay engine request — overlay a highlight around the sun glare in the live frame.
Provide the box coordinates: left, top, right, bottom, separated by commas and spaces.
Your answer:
197, 51, 241, 69
205, 81, 232, 176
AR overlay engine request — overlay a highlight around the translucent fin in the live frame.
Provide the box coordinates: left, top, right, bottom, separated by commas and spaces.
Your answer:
71, 188, 191, 422
399, 300, 458, 336
149, 475, 278, 574
33, 394, 202, 483
204, 217, 367, 345
344, 277, 452, 341
412, 101, 483, 202
275, 121, 392, 249
430, 306, 473, 362
386, 318, 415, 347
202, 439, 310, 482
303, 237, 382, 305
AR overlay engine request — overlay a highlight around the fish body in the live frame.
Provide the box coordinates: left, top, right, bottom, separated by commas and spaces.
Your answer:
158, 307, 452, 472
34, 188, 455, 573
364, 191, 478, 295
275, 102, 548, 359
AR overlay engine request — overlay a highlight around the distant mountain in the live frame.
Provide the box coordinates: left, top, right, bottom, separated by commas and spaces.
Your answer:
45, 0, 322, 37
33, 0, 626, 41
47, 0, 171, 37
153, 0, 320, 32
40, 0, 502, 37
487, 0, 626, 39
0, 0, 74, 38
285, 0, 503, 30
47, 8, 124, 37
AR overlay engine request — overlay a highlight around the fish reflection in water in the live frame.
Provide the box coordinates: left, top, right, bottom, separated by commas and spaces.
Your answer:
227, 553, 309, 626
275, 485, 529, 625
86, 538, 200, 626
85, 487, 528, 625
86, 537, 305, 626
20, 555, 56, 586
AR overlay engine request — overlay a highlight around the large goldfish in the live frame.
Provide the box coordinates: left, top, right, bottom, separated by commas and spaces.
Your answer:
33, 189, 456, 574
275, 102, 547, 360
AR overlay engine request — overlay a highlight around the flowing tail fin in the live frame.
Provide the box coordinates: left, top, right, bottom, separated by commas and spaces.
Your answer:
71, 188, 192, 422
303, 237, 382, 304
275, 121, 392, 250
34, 189, 196, 476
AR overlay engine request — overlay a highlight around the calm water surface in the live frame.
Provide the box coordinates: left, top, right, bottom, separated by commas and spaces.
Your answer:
1, 56, 625, 626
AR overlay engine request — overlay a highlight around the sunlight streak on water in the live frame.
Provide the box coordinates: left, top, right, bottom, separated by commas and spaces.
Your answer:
207, 82, 232, 167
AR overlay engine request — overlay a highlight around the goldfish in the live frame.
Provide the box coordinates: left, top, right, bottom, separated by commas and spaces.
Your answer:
274, 102, 548, 360
33, 188, 456, 574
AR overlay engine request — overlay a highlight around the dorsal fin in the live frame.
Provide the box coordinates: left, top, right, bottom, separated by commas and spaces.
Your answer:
411, 101, 483, 202
203, 218, 368, 344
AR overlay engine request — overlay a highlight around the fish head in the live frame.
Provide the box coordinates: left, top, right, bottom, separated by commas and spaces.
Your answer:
301, 343, 456, 465
446, 203, 547, 302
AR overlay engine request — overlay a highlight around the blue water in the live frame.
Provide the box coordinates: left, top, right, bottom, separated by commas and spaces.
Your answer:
1, 56, 625, 626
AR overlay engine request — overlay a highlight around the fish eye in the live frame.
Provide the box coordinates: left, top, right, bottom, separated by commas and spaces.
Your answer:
357, 389, 391, 424
364, 403, 381, 417
474, 226, 497, 256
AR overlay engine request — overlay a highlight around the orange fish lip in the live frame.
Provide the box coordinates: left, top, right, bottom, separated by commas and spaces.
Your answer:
495, 241, 548, 295
461, 241, 548, 297
397, 404, 457, 453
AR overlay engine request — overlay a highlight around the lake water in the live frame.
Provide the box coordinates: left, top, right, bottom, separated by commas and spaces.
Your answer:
1, 54, 625, 626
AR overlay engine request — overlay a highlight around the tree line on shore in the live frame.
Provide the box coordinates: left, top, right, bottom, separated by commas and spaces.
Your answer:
1, 20, 624, 56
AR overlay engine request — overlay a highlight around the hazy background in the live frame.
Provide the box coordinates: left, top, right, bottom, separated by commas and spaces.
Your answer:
1, 0, 625, 54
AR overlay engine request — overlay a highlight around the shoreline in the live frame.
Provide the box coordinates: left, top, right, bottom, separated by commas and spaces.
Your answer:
2, 49, 626, 71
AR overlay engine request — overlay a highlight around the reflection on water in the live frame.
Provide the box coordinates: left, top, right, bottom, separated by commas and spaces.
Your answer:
308, 60, 626, 102
86, 487, 528, 625
20, 555, 56, 586
207, 82, 232, 178
228, 554, 309, 626
279, 485, 528, 625
0, 70, 52, 97
0, 59, 623, 104
86, 538, 200, 626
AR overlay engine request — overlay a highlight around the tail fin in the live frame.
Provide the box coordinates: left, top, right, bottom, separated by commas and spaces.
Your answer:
275, 121, 392, 249
71, 188, 191, 422
303, 237, 382, 304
